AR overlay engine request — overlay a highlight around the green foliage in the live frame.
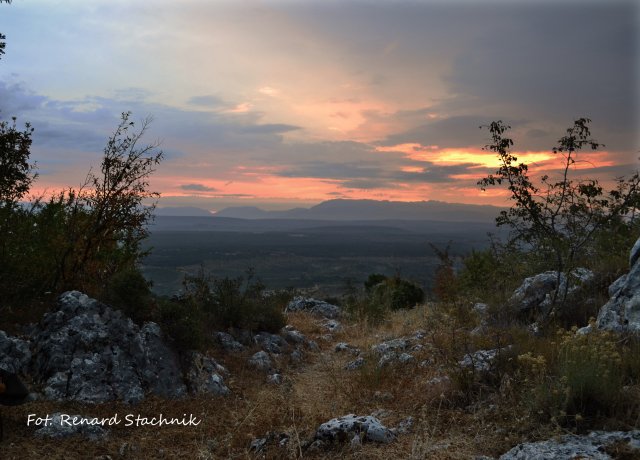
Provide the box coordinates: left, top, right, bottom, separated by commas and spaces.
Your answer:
479, 119, 640, 319
102, 268, 155, 325
343, 274, 424, 324
0, 113, 163, 317
514, 327, 640, 427
176, 269, 289, 339
372, 276, 424, 311
158, 298, 206, 351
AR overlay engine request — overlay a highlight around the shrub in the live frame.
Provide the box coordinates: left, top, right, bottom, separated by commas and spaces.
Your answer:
101, 268, 155, 325
181, 269, 288, 336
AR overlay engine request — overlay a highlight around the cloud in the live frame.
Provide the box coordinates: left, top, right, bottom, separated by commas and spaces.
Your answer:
187, 95, 224, 107
180, 183, 218, 192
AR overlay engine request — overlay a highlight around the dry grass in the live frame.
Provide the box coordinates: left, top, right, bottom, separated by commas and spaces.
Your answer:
2, 304, 638, 459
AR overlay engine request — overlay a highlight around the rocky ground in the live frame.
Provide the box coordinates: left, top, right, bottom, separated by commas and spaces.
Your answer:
1, 240, 640, 459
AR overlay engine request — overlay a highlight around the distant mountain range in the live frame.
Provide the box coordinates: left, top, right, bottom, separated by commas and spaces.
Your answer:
153, 199, 504, 222
212, 199, 504, 222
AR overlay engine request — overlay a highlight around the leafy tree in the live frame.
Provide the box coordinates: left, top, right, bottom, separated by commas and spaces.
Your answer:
49, 111, 163, 293
0, 118, 36, 207
479, 118, 640, 319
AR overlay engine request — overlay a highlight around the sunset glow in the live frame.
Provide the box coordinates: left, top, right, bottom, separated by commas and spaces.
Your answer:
0, 1, 636, 211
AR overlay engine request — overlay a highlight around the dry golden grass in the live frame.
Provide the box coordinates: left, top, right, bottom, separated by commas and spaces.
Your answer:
2, 304, 637, 459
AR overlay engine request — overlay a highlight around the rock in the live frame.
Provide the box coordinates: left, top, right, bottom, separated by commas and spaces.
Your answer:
322, 319, 342, 333
285, 297, 342, 319
184, 352, 230, 396
459, 348, 510, 373
253, 332, 288, 354
249, 437, 268, 452
213, 332, 244, 352
392, 416, 414, 435
31, 291, 186, 404
34, 412, 109, 440
283, 328, 306, 344
597, 237, 640, 333
315, 414, 394, 444
248, 351, 272, 372
510, 269, 593, 314
290, 347, 304, 363
631, 238, 640, 267
345, 357, 365, 371
499, 430, 640, 460
473, 303, 489, 315
0, 330, 31, 374
609, 274, 628, 297
334, 342, 360, 354
371, 338, 409, 355
267, 373, 282, 385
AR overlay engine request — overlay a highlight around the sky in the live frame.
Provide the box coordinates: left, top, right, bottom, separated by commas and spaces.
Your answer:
0, 0, 638, 211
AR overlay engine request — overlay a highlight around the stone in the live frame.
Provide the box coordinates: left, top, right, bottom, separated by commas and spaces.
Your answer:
597, 237, 640, 333
253, 332, 288, 354
315, 414, 395, 444
0, 330, 31, 374
499, 430, 640, 460
285, 297, 342, 319
459, 348, 510, 373
213, 332, 244, 352
248, 351, 272, 372
31, 291, 186, 404
267, 373, 282, 385
510, 269, 593, 314
283, 328, 306, 344
345, 357, 365, 371
34, 412, 109, 440
322, 319, 342, 333
371, 338, 409, 355
184, 352, 230, 396
392, 416, 414, 435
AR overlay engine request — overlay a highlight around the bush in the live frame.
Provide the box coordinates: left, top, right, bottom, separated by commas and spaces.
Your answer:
173, 269, 288, 347
374, 276, 424, 311
101, 268, 155, 325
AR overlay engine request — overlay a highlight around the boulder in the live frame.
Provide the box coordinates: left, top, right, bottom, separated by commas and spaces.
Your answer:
499, 430, 640, 459
315, 414, 394, 444
510, 269, 593, 314
459, 348, 510, 373
34, 412, 109, 440
597, 237, 640, 333
31, 291, 186, 403
248, 351, 272, 372
184, 352, 230, 396
285, 297, 342, 319
253, 332, 288, 354
0, 330, 31, 374
213, 332, 244, 352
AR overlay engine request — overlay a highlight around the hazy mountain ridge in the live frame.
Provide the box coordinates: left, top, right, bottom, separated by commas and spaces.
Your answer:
210, 199, 505, 222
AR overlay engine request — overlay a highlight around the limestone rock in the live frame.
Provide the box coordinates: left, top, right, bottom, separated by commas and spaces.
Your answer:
31, 291, 186, 404
285, 297, 342, 319
0, 330, 31, 374
248, 351, 272, 372
213, 332, 244, 352
510, 269, 593, 314
499, 430, 640, 460
315, 414, 394, 444
184, 352, 230, 396
597, 237, 640, 333
34, 412, 109, 440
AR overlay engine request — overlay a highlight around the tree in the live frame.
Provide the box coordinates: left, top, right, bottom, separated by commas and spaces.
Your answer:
0, 118, 36, 208
50, 112, 163, 292
479, 118, 640, 319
